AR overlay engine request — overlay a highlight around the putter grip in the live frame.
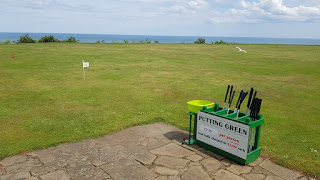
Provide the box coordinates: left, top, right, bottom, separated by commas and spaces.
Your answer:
230, 90, 236, 105
257, 99, 262, 117
239, 92, 248, 109
247, 88, 254, 108
253, 91, 257, 99
236, 90, 243, 108
229, 85, 233, 104
250, 98, 257, 116
250, 91, 257, 110
224, 85, 230, 103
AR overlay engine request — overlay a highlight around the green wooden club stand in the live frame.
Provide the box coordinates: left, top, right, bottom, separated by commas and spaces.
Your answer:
186, 103, 264, 164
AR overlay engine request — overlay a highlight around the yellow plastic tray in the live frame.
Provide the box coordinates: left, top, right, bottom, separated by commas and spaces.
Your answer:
187, 100, 214, 113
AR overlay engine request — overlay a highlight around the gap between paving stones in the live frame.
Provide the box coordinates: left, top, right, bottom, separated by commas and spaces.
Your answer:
0, 122, 314, 180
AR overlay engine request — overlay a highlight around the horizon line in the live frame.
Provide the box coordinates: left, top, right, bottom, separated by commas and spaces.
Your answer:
0, 32, 319, 40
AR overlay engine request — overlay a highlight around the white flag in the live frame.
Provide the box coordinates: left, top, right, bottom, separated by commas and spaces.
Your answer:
83, 62, 89, 67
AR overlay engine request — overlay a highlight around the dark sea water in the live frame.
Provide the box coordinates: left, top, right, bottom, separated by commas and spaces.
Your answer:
1, 32, 319, 45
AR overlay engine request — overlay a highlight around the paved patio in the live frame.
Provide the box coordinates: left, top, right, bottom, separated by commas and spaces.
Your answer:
0, 123, 314, 180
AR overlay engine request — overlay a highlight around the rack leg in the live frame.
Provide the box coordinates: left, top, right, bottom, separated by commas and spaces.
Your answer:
185, 113, 196, 145
189, 115, 192, 144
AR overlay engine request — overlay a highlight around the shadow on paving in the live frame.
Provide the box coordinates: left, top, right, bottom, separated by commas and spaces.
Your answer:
0, 122, 311, 180
163, 131, 189, 143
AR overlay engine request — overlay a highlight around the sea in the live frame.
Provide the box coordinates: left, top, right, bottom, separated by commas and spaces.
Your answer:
1, 32, 319, 45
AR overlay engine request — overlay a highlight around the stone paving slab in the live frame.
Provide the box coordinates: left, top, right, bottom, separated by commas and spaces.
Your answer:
0, 122, 314, 180
154, 156, 188, 169
259, 159, 304, 179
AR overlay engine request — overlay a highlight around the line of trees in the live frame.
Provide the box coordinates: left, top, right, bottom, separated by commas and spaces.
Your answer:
16, 34, 79, 43
13, 34, 160, 44
194, 38, 235, 44
1, 35, 235, 44
96, 38, 160, 44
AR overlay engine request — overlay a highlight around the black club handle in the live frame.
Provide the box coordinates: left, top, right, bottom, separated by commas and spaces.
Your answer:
247, 87, 254, 108
224, 85, 230, 103
250, 91, 258, 110
236, 90, 243, 109
228, 85, 234, 105
230, 90, 236, 106
238, 91, 248, 110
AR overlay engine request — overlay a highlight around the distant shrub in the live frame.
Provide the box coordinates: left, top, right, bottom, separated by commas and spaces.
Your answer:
38, 35, 59, 43
63, 36, 79, 43
1, 40, 12, 44
101, 40, 105, 43
215, 40, 225, 44
194, 38, 206, 44
145, 38, 151, 44
1, 40, 15, 44
214, 40, 235, 44
140, 40, 144, 43
154, 40, 159, 43
96, 40, 101, 43
17, 34, 36, 43
124, 40, 128, 44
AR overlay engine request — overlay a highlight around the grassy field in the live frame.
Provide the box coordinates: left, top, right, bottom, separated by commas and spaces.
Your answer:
0, 43, 319, 176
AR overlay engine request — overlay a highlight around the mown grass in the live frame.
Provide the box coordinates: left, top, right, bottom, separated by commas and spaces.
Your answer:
0, 43, 319, 176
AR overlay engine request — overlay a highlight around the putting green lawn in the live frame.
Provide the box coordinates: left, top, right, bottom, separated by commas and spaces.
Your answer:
0, 43, 319, 176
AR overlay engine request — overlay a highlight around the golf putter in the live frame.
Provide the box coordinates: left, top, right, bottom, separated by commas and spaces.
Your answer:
249, 97, 259, 152
234, 90, 243, 114
249, 97, 258, 120
254, 98, 262, 120
251, 98, 263, 151
236, 91, 247, 119
249, 91, 258, 118
246, 88, 254, 115
223, 85, 230, 109
226, 85, 233, 114
248, 97, 256, 151
236, 91, 248, 119
227, 90, 235, 115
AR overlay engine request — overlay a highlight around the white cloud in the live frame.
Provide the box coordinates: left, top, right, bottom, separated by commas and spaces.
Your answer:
211, 8, 258, 23
188, 0, 207, 9
211, 0, 320, 23
159, 0, 208, 17
164, 5, 193, 14
0, 0, 208, 17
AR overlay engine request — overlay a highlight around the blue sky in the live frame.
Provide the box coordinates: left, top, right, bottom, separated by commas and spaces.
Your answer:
0, 0, 319, 38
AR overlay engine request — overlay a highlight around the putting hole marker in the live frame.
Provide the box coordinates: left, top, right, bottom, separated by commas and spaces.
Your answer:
82, 60, 89, 80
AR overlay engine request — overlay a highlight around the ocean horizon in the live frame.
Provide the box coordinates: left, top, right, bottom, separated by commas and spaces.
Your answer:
1, 32, 319, 45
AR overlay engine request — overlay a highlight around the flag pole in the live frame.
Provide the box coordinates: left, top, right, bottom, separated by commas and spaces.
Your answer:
83, 66, 85, 80
82, 60, 85, 80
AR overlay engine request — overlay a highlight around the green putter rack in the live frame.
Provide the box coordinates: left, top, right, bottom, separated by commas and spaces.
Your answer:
187, 103, 264, 164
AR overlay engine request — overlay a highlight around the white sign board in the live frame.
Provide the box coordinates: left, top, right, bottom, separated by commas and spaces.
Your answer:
197, 111, 250, 159
83, 62, 89, 67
